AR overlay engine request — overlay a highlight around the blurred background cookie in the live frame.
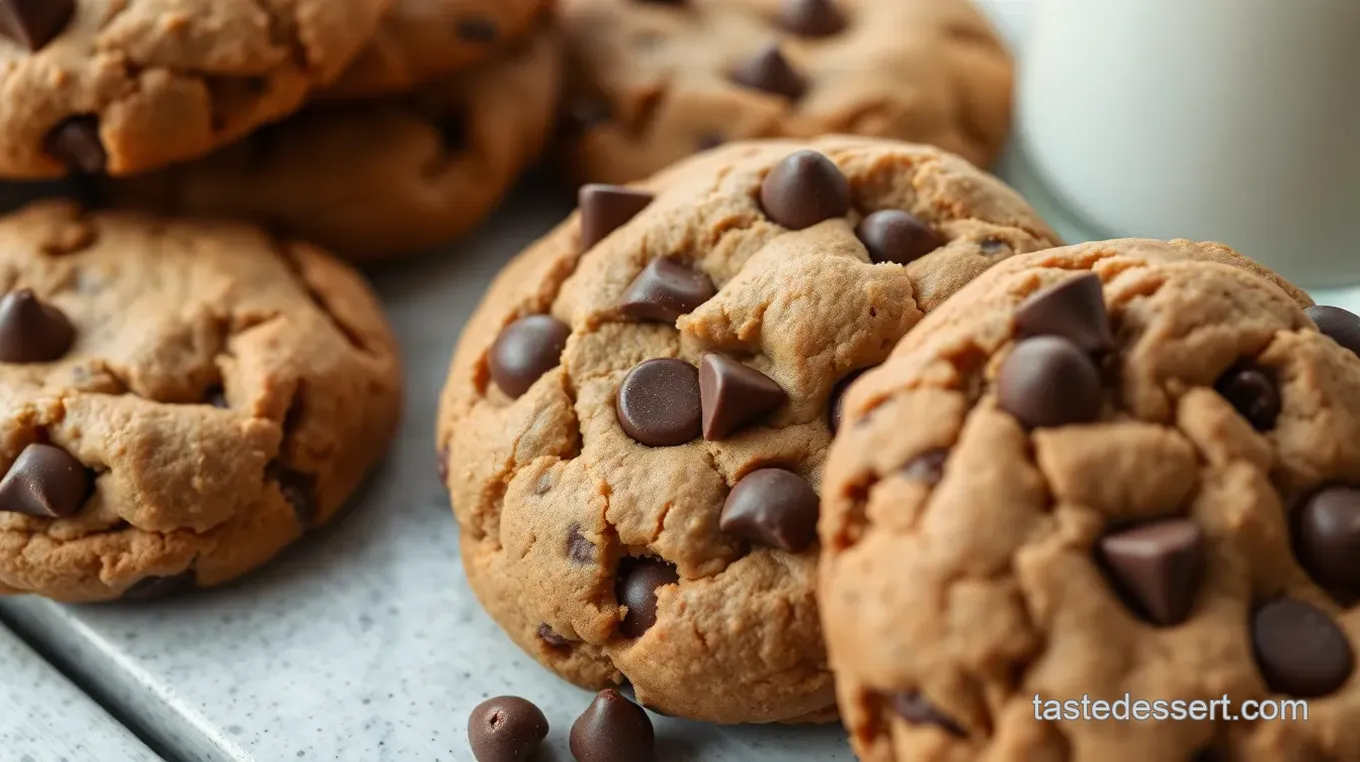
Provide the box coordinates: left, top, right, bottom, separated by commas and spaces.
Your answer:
109, 23, 561, 262
559, 0, 1013, 185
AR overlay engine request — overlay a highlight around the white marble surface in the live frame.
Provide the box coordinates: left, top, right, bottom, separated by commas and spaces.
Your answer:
0, 624, 161, 761
0, 4, 1056, 761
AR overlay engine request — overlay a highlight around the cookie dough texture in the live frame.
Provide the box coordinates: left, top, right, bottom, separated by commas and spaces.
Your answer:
110, 24, 561, 262
437, 136, 1058, 723
0, 0, 394, 177
561, 0, 1013, 185
324, 0, 552, 99
818, 239, 1360, 762
0, 201, 402, 601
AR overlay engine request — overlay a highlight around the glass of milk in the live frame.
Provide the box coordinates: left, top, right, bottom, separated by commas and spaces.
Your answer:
1018, 0, 1360, 288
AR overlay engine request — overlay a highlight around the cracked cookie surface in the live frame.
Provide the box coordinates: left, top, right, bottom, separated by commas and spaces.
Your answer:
816, 239, 1360, 762
436, 136, 1058, 723
0, 200, 402, 601
109, 22, 560, 262
323, 0, 552, 99
560, 0, 1013, 185
0, 0, 394, 178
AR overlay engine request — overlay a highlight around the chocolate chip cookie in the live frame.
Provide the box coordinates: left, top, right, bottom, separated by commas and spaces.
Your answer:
324, 0, 552, 99
0, 200, 402, 601
0, 0, 394, 178
817, 238, 1360, 761
436, 136, 1058, 723
110, 23, 560, 262
560, 0, 1013, 185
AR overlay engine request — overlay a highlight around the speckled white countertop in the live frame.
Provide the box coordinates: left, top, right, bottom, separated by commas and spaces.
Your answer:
0, 4, 1043, 762
0, 624, 161, 761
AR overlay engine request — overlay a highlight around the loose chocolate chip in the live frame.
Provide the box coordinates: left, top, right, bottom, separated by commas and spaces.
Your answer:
1013, 273, 1114, 355
1098, 519, 1204, 626
615, 557, 678, 638
890, 691, 964, 736
760, 150, 851, 230
488, 315, 571, 398
122, 570, 196, 601
1296, 486, 1360, 592
900, 449, 949, 485
731, 42, 807, 100
997, 336, 1102, 428
267, 462, 317, 526
855, 210, 941, 265
778, 0, 846, 37
615, 359, 702, 447
538, 623, 573, 649
1252, 597, 1353, 697
698, 354, 786, 440
45, 116, 106, 174
720, 468, 819, 552
468, 696, 549, 762
1307, 305, 1360, 358
1215, 365, 1279, 431
567, 523, 596, 565
828, 367, 870, 433
0, 443, 90, 518
618, 258, 715, 323
579, 184, 655, 252
455, 17, 498, 43
0, 289, 75, 363
571, 689, 656, 762
0, 0, 75, 50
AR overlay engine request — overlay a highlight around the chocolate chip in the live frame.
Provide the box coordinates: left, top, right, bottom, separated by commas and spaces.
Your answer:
1296, 486, 1360, 592
698, 354, 786, 440
538, 623, 573, 649
467, 696, 549, 762
488, 315, 570, 398
828, 367, 870, 433
890, 691, 964, 736
0, 289, 74, 363
1014, 273, 1114, 355
1307, 305, 1360, 358
579, 184, 655, 251
731, 42, 807, 100
778, 0, 846, 37
45, 116, 106, 174
205, 387, 229, 409
1215, 365, 1279, 431
760, 150, 851, 230
122, 570, 196, 601
615, 359, 701, 447
570, 689, 656, 762
901, 449, 949, 485
997, 337, 1102, 428
0, 0, 75, 50
267, 462, 317, 526
567, 523, 596, 565
720, 468, 819, 552
455, 17, 498, 43
1251, 597, 1353, 697
0, 443, 90, 518
618, 258, 715, 323
615, 557, 678, 637
855, 210, 941, 265
1098, 519, 1204, 626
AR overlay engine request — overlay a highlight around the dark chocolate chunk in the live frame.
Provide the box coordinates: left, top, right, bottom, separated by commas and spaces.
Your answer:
488, 315, 570, 398
579, 184, 655, 251
1098, 519, 1204, 626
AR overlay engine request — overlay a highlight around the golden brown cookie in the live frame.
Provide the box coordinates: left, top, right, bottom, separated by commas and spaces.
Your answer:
816, 239, 1360, 762
109, 23, 560, 262
324, 0, 552, 99
560, 0, 1013, 185
0, 200, 402, 602
436, 136, 1058, 723
0, 0, 394, 177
